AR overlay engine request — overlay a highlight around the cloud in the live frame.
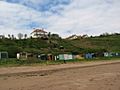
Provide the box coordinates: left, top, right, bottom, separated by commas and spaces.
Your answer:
47, 0, 120, 36
0, 1, 48, 35
4, 0, 71, 13
0, 0, 120, 37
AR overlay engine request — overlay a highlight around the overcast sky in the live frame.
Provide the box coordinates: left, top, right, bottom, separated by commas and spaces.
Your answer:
0, 0, 120, 37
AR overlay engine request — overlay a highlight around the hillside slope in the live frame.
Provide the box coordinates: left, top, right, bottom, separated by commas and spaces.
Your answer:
0, 34, 119, 58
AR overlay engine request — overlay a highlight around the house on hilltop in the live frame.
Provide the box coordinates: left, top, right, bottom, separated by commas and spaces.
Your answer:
31, 28, 48, 38
66, 35, 82, 40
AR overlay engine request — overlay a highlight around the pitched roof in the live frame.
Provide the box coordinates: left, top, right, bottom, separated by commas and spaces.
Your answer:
31, 28, 47, 34
66, 35, 78, 39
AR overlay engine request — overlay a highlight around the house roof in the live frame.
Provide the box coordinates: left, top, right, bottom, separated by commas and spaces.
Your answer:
66, 35, 78, 40
31, 28, 47, 34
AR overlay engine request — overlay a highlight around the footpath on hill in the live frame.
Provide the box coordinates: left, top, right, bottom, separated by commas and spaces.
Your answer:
0, 60, 120, 76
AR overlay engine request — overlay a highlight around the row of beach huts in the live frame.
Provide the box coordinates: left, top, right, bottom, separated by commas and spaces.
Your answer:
0, 51, 120, 60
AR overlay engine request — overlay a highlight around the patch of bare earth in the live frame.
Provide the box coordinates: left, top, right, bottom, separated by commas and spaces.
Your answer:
0, 61, 120, 90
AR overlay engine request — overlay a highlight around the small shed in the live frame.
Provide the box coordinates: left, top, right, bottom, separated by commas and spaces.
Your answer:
85, 53, 94, 59
104, 52, 120, 57
17, 52, 36, 60
0, 52, 8, 59
104, 52, 110, 57
73, 54, 84, 60
38, 54, 48, 60
117, 53, 120, 56
58, 54, 73, 60
48, 54, 54, 61
38, 54, 55, 61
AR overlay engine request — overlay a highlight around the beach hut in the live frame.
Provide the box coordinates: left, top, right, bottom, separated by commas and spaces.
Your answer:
104, 52, 111, 57
73, 54, 84, 60
58, 54, 73, 60
38, 54, 55, 61
17, 52, 36, 60
0, 52, 8, 59
85, 53, 94, 59
47, 54, 54, 61
104, 52, 120, 57
38, 54, 48, 60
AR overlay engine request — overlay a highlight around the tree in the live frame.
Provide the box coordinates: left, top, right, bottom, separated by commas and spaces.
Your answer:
48, 32, 51, 38
7, 46, 22, 58
8, 34, 11, 39
18, 33, 23, 39
11, 34, 15, 40
24, 34, 27, 39
100, 32, 109, 37
51, 34, 60, 39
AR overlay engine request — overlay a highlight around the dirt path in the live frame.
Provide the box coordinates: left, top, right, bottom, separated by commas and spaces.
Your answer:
0, 60, 120, 90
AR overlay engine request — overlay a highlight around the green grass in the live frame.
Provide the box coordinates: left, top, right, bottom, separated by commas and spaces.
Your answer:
0, 57, 120, 67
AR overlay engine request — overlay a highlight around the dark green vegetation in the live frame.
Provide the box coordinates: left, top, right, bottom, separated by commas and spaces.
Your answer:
0, 33, 120, 58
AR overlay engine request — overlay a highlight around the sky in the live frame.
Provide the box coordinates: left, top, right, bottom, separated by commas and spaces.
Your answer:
0, 0, 120, 37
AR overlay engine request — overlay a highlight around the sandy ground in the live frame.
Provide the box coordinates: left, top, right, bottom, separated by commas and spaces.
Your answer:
0, 60, 120, 90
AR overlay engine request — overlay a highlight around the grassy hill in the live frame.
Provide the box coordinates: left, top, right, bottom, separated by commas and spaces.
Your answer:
0, 33, 120, 58
68, 34, 120, 53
